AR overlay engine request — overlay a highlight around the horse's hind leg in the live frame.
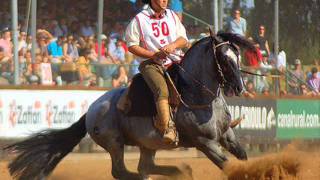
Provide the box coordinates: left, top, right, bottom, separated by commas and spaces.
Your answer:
92, 133, 141, 180
220, 128, 247, 160
138, 147, 193, 179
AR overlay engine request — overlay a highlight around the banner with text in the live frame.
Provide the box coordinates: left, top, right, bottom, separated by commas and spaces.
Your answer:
225, 97, 277, 139
0, 90, 105, 138
276, 100, 320, 139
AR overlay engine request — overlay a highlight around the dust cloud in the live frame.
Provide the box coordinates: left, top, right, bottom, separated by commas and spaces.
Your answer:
223, 143, 320, 180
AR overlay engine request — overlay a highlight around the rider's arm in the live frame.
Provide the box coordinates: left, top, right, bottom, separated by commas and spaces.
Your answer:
174, 12, 189, 49
125, 17, 164, 60
161, 11, 189, 53
128, 46, 156, 59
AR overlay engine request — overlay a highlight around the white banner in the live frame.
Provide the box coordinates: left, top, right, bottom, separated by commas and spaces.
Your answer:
40, 63, 53, 85
0, 90, 105, 138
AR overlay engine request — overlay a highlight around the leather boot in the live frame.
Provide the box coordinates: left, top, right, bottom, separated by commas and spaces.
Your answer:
154, 99, 177, 144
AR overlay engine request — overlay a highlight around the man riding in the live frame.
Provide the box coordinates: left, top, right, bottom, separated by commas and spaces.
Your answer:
125, 0, 188, 144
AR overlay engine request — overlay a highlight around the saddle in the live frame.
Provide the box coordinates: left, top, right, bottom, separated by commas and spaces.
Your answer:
117, 65, 181, 117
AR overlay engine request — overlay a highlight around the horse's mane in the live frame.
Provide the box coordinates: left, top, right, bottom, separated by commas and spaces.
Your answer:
183, 37, 211, 60
183, 33, 255, 60
217, 32, 255, 51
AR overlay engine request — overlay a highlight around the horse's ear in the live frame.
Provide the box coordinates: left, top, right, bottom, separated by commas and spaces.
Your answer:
208, 27, 215, 37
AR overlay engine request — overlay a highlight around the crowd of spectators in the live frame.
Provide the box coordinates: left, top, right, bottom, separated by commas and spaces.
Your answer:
0, 0, 140, 87
0, 1, 319, 96
226, 9, 320, 97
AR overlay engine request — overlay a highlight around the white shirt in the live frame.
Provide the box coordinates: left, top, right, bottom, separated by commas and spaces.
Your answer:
277, 50, 286, 69
125, 5, 187, 65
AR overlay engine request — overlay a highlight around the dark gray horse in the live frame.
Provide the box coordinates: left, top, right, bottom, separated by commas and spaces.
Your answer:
5, 33, 255, 180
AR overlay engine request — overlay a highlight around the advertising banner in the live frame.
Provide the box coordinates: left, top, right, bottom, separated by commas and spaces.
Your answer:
0, 90, 105, 138
276, 100, 320, 139
225, 97, 277, 139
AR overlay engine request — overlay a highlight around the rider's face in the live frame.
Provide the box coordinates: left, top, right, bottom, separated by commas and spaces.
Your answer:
151, 0, 168, 12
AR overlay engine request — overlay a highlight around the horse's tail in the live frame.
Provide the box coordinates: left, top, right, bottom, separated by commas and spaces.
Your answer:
4, 114, 87, 180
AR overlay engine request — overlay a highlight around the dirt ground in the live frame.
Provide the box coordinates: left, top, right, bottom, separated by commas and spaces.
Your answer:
1, 146, 319, 180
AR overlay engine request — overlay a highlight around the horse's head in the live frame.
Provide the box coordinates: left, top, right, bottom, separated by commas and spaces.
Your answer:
210, 33, 255, 97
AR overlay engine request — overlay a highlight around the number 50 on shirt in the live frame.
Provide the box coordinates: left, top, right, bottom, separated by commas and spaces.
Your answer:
151, 22, 170, 38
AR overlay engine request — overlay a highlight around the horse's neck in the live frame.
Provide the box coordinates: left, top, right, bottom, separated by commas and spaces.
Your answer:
178, 44, 219, 105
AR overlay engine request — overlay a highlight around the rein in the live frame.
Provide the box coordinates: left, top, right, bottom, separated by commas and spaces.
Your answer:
240, 69, 267, 76
161, 41, 229, 110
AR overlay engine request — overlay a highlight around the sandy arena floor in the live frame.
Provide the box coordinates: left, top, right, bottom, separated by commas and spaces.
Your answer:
1, 146, 319, 180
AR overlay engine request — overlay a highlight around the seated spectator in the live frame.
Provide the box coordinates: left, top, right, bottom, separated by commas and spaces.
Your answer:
77, 49, 95, 83
261, 87, 270, 96
49, 20, 63, 38
307, 67, 320, 95
24, 54, 43, 85
255, 72, 270, 93
37, 29, 54, 42
243, 80, 256, 98
87, 41, 99, 62
26, 35, 33, 51
80, 20, 94, 37
107, 36, 117, 59
226, 9, 247, 37
33, 54, 43, 77
18, 31, 27, 53
301, 84, 314, 96
104, 46, 117, 64
18, 50, 29, 83
306, 66, 320, 79
112, 65, 128, 88
94, 34, 107, 59
253, 25, 270, 58
69, 21, 80, 38
288, 59, 304, 95
277, 48, 286, 72
63, 34, 79, 62
47, 36, 64, 63
37, 36, 49, 57
111, 39, 126, 63
0, 27, 13, 59
0, 46, 10, 84
59, 18, 68, 36
244, 41, 262, 68
0, 47, 13, 83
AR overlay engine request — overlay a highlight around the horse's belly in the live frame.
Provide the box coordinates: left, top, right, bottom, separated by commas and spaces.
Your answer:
122, 116, 177, 150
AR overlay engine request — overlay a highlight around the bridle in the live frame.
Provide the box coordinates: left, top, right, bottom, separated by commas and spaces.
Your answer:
164, 39, 233, 109
212, 40, 231, 88
166, 36, 265, 110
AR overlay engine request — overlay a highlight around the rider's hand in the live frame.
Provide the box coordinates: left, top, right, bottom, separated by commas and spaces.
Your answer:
161, 43, 177, 54
151, 51, 167, 65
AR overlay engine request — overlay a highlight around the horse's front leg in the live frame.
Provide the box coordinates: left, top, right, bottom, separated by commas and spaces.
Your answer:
220, 127, 247, 160
138, 147, 193, 179
195, 137, 228, 169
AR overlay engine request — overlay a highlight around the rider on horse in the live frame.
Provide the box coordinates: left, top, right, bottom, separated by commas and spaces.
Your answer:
125, 0, 189, 144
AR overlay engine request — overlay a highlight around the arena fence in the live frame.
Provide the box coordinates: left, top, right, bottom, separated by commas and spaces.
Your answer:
1, 62, 318, 95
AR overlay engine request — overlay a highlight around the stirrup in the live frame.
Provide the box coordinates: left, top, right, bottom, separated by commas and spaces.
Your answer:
152, 117, 179, 146
164, 124, 179, 146
168, 107, 179, 145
